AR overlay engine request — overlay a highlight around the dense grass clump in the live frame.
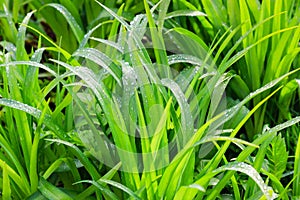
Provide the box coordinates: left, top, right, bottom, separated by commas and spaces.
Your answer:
0, 0, 299, 199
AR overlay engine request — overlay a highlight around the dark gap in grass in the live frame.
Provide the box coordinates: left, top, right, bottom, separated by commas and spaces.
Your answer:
25, 33, 38, 53
40, 21, 56, 42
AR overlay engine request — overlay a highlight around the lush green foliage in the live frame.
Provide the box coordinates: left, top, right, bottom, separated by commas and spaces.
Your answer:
0, 0, 299, 199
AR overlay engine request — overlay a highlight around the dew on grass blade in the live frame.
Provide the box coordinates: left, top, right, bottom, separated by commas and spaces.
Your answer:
0, 98, 41, 118
165, 10, 206, 20
44, 3, 84, 43
214, 162, 278, 200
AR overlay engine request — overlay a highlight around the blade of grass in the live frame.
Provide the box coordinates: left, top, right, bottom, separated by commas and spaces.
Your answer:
72, 48, 122, 84
21, 25, 80, 65
0, 97, 67, 139
75, 180, 120, 200
204, 162, 277, 200
16, 10, 35, 62
38, 178, 72, 200
143, 0, 170, 78
0, 5, 18, 42
105, 4, 124, 58
293, 127, 300, 196
165, 10, 206, 20
42, 3, 84, 44
0, 159, 30, 196
210, 116, 300, 199
75, 162, 122, 199
2, 162, 12, 200
99, 179, 141, 200
261, 169, 288, 200
29, 99, 50, 193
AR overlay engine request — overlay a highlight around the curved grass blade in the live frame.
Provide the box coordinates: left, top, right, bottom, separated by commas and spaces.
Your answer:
79, 20, 113, 49
42, 158, 68, 179
181, 161, 277, 200
94, 0, 130, 30
194, 136, 259, 149
75, 180, 119, 200
90, 37, 124, 53
166, 27, 209, 55
99, 179, 142, 200
161, 78, 193, 146
165, 10, 206, 20
75, 162, 122, 199
43, 3, 84, 43
72, 48, 122, 84
22, 25, 80, 66
0, 98, 67, 139
16, 10, 35, 61
167, 54, 208, 67
213, 162, 277, 200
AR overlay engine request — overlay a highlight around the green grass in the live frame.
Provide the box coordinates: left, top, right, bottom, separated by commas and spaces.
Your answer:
0, 0, 299, 199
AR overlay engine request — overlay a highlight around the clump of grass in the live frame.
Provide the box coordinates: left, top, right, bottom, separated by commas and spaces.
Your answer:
0, 0, 299, 199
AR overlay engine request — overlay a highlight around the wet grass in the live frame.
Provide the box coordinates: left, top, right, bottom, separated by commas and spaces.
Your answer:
0, 0, 299, 199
